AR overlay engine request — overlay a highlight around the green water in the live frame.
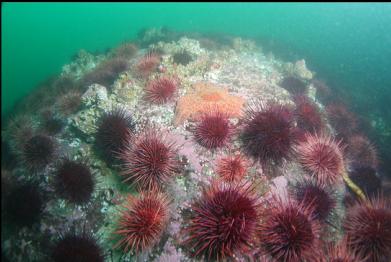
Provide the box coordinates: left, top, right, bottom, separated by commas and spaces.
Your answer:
3, 3, 391, 115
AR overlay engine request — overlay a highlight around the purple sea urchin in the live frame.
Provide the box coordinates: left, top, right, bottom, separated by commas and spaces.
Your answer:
346, 135, 379, 170
240, 102, 297, 165
56, 90, 82, 116
95, 108, 135, 164
54, 159, 95, 205
52, 231, 104, 262
279, 76, 308, 96
173, 50, 193, 66
82, 58, 129, 87
326, 103, 357, 140
22, 134, 58, 171
113, 42, 138, 59
4, 184, 44, 227
291, 179, 336, 221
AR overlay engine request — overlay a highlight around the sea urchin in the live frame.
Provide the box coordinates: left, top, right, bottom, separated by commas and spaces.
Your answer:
184, 181, 260, 261
22, 134, 58, 171
294, 95, 324, 134
324, 240, 363, 262
343, 197, 391, 262
192, 110, 233, 149
114, 191, 170, 254
346, 135, 378, 170
257, 198, 321, 262
291, 179, 336, 221
215, 153, 248, 183
326, 103, 357, 140
240, 102, 297, 165
52, 231, 104, 262
136, 51, 161, 78
4, 184, 44, 227
120, 129, 179, 190
144, 76, 177, 104
54, 159, 95, 205
95, 108, 135, 164
296, 133, 345, 186
279, 76, 308, 96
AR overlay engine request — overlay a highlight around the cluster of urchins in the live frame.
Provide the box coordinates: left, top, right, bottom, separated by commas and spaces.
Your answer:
2, 44, 390, 262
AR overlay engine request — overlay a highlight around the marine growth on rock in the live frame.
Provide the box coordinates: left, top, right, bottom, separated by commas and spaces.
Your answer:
2, 29, 389, 262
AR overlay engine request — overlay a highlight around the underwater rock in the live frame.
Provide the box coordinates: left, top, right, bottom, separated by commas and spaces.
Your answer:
62, 49, 104, 79
70, 109, 100, 139
81, 84, 108, 107
70, 84, 112, 139
4, 29, 390, 262
294, 59, 313, 80
155, 37, 206, 58
280, 59, 314, 81
232, 37, 258, 52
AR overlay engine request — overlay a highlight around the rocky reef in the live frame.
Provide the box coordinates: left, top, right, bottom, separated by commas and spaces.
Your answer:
2, 28, 390, 262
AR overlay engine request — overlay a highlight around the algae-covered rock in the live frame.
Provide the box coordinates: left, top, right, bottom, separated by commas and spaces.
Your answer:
81, 84, 108, 107
62, 49, 105, 79
70, 84, 112, 140
294, 59, 314, 80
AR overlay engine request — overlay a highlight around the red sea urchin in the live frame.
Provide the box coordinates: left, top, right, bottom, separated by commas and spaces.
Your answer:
114, 191, 170, 254
144, 76, 177, 104
324, 240, 364, 262
257, 197, 321, 262
192, 110, 233, 149
95, 108, 135, 164
240, 102, 297, 165
52, 231, 104, 262
184, 181, 260, 261
343, 197, 391, 262
215, 153, 249, 183
136, 51, 161, 78
54, 159, 95, 205
296, 133, 345, 186
291, 179, 336, 221
294, 95, 324, 133
120, 129, 180, 190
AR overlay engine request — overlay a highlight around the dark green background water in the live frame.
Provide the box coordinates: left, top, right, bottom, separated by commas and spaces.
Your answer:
2, 3, 391, 172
